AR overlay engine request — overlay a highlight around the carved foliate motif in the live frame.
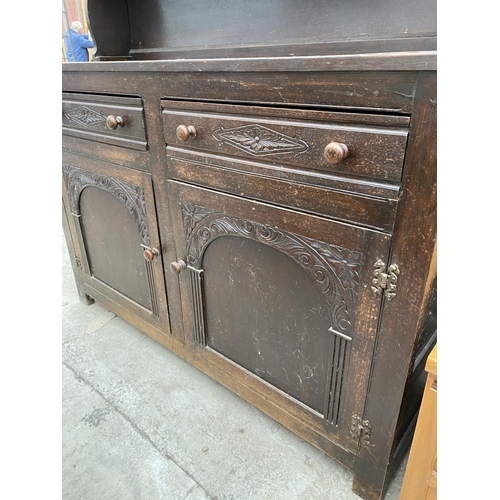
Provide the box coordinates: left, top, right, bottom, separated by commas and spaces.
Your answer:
64, 106, 107, 128
181, 203, 214, 240
62, 164, 150, 246
212, 124, 309, 157
180, 201, 362, 335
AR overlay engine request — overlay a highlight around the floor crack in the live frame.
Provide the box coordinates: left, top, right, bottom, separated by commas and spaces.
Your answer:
63, 361, 216, 500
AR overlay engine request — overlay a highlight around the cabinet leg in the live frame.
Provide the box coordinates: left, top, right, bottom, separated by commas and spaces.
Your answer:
351, 422, 413, 500
79, 292, 95, 306
352, 468, 390, 500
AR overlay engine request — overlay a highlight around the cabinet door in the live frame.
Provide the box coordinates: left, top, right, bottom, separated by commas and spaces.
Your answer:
62, 159, 170, 333
168, 180, 391, 452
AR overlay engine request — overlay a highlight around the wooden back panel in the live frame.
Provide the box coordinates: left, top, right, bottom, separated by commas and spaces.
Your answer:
88, 0, 437, 60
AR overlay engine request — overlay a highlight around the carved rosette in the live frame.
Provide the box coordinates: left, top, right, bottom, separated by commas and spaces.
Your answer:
212, 124, 309, 157
62, 164, 150, 246
180, 201, 362, 336
64, 106, 107, 128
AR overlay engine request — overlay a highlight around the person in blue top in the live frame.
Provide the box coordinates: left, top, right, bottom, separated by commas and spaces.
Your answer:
64, 21, 94, 62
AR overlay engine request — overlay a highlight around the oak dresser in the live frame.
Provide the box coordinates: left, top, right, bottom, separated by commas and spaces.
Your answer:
62, 2, 437, 498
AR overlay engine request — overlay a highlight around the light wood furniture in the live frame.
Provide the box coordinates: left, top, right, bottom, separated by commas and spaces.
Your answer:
400, 345, 438, 499
62, 2, 437, 498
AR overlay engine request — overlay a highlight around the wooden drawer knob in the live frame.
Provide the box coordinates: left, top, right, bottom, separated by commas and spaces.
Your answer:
143, 247, 159, 261
106, 115, 124, 130
176, 125, 197, 141
170, 260, 187, 274
324, 141, 349, 164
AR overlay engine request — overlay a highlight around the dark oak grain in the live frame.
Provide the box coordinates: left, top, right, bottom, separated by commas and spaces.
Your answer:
352, 72, 437, 500
62, 3, 436, 499
87, 0, 435, 64
165, 154, 398, 232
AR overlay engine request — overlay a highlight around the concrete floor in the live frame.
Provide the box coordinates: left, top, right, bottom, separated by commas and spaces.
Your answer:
62, 232, 408, 500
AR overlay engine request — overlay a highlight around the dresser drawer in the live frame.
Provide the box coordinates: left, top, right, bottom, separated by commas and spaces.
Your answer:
62, 93, 147, 151
161, 101, 409, 183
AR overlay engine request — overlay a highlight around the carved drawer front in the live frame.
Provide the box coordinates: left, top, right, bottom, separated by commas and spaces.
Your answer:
167, 180, 391, 452
161, 101, 409, 183
62, 92, 147, 150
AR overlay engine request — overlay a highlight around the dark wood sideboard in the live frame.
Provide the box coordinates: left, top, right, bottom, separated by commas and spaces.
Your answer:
62, 2, 437, 499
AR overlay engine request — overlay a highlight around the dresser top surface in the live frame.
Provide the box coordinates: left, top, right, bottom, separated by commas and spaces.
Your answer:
62, 49, 437, 74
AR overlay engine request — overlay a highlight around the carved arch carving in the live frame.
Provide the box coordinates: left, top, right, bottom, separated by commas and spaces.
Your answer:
62, 164, 150, 246
180, 201, 362, 337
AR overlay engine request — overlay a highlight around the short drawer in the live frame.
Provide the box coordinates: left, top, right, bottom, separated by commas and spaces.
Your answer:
62, 92, 147, 150
161, 101, 409, 183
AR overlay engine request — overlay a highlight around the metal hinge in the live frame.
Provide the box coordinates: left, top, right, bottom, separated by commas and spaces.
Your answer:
371, 259, 400, 301
350, 414, 374, 447
74, 253, 81, 269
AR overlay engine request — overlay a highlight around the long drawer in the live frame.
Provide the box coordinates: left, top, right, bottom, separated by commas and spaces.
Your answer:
161, 101, 409, 183
62, 92, 147, 151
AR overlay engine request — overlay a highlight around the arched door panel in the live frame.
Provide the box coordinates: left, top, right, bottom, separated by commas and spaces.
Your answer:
79, 185, 152, 309
203, 236, 332, 415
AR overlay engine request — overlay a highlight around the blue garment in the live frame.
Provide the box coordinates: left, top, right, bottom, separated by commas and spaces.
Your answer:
64, 29, 94, 62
